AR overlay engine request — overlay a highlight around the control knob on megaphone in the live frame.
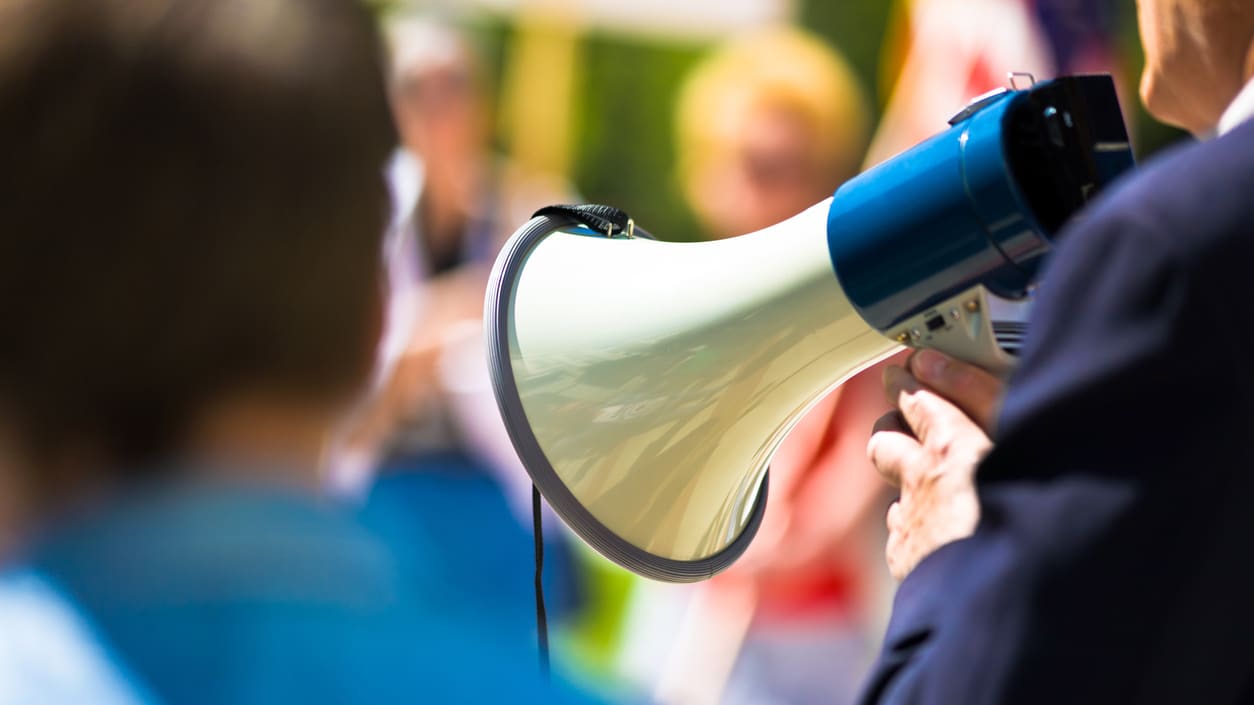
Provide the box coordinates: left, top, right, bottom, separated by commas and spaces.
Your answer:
484, 74, 1135, 581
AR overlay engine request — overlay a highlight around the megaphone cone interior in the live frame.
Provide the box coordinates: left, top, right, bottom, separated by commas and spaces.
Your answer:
486, 200, 899, 581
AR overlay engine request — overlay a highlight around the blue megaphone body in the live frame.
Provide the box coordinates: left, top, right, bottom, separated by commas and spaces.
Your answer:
828, 74, 1134, 365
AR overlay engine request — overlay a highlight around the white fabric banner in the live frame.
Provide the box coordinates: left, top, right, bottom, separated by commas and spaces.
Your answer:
412, 0, 793, 40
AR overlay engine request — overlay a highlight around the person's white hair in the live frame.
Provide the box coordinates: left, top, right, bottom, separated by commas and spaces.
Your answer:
386, 15, 470, 86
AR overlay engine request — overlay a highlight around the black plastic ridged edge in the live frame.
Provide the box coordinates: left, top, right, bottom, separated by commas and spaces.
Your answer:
483, 214, 769, 583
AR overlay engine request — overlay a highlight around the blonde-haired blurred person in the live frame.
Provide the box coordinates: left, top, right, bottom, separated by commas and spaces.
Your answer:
636, 28, 898, 705
676, 27, 868, 240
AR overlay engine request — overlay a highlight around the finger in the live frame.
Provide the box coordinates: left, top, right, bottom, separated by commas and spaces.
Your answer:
893, 383, 986, 452
872, 409, 913, 438
867, 425, 925, 488
886, 500, 903, 533
869, 411, 911, 487
883, 364, 923, 409
908, 349, 1003, 434
884, 363, 940, 441
885, 530, 907, 581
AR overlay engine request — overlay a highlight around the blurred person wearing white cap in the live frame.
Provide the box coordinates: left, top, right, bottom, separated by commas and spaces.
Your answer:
333, 15, 586, 634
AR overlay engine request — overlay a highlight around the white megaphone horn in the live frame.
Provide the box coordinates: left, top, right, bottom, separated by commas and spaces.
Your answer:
485, 75, 1135, 582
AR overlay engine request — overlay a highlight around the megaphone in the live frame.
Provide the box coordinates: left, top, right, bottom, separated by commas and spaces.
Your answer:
485, 75, 1134, 582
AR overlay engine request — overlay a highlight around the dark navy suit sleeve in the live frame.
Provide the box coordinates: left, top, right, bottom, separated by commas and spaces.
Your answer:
857, 124, 1254, 705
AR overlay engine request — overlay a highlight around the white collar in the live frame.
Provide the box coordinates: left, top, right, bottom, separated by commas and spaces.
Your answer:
1218, 76, 1254, 135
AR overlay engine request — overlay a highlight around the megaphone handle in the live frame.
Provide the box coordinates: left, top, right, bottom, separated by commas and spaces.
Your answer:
883, 285, 1027, 376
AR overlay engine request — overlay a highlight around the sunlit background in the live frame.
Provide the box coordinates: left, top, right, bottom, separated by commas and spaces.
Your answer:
371, 0, 1183, 241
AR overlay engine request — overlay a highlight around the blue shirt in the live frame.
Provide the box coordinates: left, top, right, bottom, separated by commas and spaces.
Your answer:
18, 479, 603, 705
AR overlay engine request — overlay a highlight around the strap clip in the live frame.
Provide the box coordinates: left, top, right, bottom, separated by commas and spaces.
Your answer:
533, 204, 636, 239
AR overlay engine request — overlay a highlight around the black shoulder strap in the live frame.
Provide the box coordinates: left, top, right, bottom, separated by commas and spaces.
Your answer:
533, 204, 634, 238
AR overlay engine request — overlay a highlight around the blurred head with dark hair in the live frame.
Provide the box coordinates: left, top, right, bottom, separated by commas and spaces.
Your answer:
0, 0, 396, 535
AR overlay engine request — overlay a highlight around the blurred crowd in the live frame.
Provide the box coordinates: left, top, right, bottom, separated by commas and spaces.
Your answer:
334, 3, 1134, 704
0, 1, 1147, 704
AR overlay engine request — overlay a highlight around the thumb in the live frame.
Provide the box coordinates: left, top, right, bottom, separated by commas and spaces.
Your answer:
908, 349, 1003, 435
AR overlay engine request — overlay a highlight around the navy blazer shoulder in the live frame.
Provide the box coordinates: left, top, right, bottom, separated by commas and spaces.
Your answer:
859, 119, 1254, 705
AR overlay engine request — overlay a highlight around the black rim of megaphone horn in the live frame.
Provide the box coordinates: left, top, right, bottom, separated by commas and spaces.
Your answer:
484, 211, 770, 583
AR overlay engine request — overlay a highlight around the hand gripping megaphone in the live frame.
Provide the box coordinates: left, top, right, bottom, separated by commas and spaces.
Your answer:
485, 75, 1134, 582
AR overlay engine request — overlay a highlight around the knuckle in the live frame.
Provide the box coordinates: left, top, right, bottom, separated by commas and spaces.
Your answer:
866, 436, 883, 465
908, 405, 932, 440
895, 390, 916, 417
869, 438, 903, 478
911, 465, 943, 492
974, 435, 995, 457
930, 432, 956, 459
